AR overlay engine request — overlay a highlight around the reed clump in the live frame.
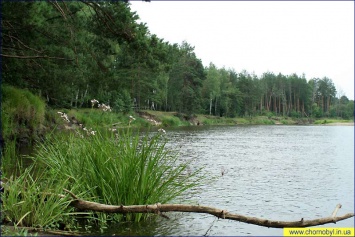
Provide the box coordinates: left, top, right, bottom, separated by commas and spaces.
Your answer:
32, 129, 202, 224
1, 165, 76, 229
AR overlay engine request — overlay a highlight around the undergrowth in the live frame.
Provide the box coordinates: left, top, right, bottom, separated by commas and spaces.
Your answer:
1, 85, 46, 142
1, 165, 77, 230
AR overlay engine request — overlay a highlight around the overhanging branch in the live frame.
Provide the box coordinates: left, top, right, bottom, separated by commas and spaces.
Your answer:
63, 189, 354, 228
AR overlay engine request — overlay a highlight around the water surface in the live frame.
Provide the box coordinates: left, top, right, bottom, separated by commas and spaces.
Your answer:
100, 125, 355, 236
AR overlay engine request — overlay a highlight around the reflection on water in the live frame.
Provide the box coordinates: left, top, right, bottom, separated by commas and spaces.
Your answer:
96, 125, 355, 236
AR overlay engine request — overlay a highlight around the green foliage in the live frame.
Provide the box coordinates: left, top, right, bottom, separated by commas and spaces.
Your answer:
32, 130, 202, 223
161, 116, 185, 127
265, 111, 275, 119
1, 140, 18, 176
168, 42, 206, 114
113, 90, 132, 113
1, 1, 352, 122
1, 226, 38, 237
67, 109, 118, 128
1, 85, 46, 141
311, 103, 322, 118
64, 109, 150, 129
1, 165, 75, 229
290, 110, 301, 118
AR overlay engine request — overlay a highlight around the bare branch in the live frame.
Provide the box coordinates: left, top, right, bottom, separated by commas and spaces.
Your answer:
3, 33, 43, 54
1, 54, 74, 61
48, 1, 67, 20
332, 204, 342, 218
63, 192, 354, 228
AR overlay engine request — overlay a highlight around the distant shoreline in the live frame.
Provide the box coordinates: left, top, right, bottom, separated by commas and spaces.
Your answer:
320, 122, 354, 126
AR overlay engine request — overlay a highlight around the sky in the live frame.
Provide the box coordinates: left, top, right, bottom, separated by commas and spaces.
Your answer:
130, 1, 354, 100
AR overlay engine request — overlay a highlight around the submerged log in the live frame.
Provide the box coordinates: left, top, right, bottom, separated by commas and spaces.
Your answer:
63, 189, 354, 228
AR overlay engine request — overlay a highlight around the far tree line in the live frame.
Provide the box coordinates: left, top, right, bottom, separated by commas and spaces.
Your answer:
1, 1, 353, 119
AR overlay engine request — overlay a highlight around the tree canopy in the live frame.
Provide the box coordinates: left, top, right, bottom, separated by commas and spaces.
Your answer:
1, 1, 353, 119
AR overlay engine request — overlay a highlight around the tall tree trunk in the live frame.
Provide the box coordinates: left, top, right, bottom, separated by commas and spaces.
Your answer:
209, 97, 212, 115
80, 84, 88, 108
282, 90, 286, 117
289, 84, 292, 112
75, 89, 79, 108
293, 93, 296, 112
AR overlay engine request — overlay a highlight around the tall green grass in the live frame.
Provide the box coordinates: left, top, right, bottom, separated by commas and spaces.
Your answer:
32, 129, 202, 223
1, 165, 76, 229
1, 140, 19, 176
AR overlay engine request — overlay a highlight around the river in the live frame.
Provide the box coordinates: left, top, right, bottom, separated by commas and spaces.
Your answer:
97, 125, 354, 236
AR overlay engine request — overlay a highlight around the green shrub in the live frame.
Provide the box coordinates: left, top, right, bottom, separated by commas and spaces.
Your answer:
201, 118, 214, 125
1, 85, 46, 141
290, 110, 301, 118
161, 116, 183, 127
265, 111, 275, 119
281, 119, 289, 125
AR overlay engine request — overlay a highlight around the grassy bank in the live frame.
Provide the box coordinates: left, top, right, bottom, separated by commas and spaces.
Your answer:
144, 110, 314, 126
57, 109, 353, 132
142, 110, 353, 127
313, 118, 354, 125
1, 85, 46, 143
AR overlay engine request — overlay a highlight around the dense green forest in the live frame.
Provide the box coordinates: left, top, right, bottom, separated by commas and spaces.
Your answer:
1, 1, 354, 119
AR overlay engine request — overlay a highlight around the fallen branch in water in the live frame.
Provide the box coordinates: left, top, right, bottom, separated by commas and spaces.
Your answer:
63, 189, 354, 228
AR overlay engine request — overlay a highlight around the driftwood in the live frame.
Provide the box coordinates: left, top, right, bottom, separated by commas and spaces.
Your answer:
63, 189, 354, 228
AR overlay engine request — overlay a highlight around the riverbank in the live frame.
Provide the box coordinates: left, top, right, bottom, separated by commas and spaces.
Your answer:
136, 110, 353, 127
2, 84, 351, 146
322, 122, 354, 126
312, 118, 354, 126
48, 109, 355, 139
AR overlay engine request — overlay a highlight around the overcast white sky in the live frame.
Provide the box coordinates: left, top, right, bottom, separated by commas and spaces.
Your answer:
130, 1, 354, 99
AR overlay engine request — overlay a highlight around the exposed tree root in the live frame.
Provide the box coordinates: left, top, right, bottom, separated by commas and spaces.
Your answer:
63, 189, 354, 228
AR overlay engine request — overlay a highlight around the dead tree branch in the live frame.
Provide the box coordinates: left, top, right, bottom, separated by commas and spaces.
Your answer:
1, 54, 74, 61
63, 190, 354, 228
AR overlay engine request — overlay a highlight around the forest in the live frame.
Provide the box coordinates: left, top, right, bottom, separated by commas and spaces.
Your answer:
1, 2, 354, 235
1, 1, 354, 119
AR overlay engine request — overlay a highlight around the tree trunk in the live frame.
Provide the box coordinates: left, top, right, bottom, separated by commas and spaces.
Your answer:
80, 84, 89, 108
209, 97, 212, 115
75, 89, 79, 108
